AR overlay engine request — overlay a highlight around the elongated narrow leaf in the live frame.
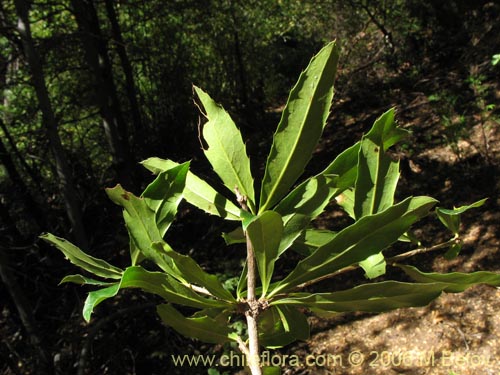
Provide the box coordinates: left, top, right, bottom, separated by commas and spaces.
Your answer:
246, 211, 283, 296
83, 283, 120, 322
81, 266, 229, 322
398, 264, 500, 292
321, 142, 361, 191
195, 86, 255, 212
271, 281, 446, 312
268, 196, 437, 296
260, 41, 340, 212
41, 233, 123, 279
152, 242, 236, 302
258, 305, 310, 348
142, 162, 189, 237
60, 275, 116, 286
364, 108, 409, 152
354, 109, 408, 278
354, 138, 400, 219
291, 229, 337, 255
436, 198, 487, 234
274, 174, 337, 254
141, 157, 241, 220
157, 304, 234, 344
106, 185, 177, 276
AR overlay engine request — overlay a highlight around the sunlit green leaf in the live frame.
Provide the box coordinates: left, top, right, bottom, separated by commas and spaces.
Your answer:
271, 281, 445, 312
157, 304, 234, 344
258, 305, 309, 348
141, 157, 241, 220
41, 233, 123, 279
398, 264, 500, 292
274, 174, 337, 255
268, 196, 437, 296
436, 198, 487, 234
142, 162, 189, 237
195, 86, 256, 212
291, 229, 337, 256
152, 242, 236, 302
260, 41, 340, 212
246, 211, 283, 296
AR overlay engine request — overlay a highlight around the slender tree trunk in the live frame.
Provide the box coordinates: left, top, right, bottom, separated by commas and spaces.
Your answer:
70, 0, 136, 188
103, 0, 143, 136
0, 133, 46, 230
0, 201, 52, 374
13, 0, 88, 249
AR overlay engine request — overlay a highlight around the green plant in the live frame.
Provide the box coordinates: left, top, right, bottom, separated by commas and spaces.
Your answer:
42, 41, 499, 375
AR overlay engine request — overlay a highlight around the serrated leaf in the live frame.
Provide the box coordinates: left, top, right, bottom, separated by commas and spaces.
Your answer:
260, 41, 340, 212
41, 233, 123, 279
81, 266, 229, 322
360, 253, 386, 279
152, 242, 235, 302
195, 86, 255, 212
222, 226, 245, 245
274, 174, 338, 255
258, 305, 309, 348
268, 196, 437, 296
246, 211, 283, 296
436, 198, 487, 234
141, 157, 241, 220
59, 274, 116, 286
142, 162, 189, 237
291, 229, 337, 256
157, 303, 234, 344
398, 264, 500, 292
364, 108, 409, 152
105, 185, 178, 276
354, 137, 400, 219
271, 281, 445, 312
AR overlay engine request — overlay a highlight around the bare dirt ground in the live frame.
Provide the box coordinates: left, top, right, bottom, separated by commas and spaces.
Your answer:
281, 71, 500, 375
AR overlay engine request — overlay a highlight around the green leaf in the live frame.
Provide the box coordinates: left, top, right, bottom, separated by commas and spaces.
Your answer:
83, 283, 120, 322
271, 281, 446, 313
398, 264, 500, 293
81, 266, 229, 322
59, 274, 115, 286
105, 185, 177, 275
259, 41, 340, 212
364, 108, 410, 152
263, 366, 281, 375
354, 109, 407, 279
444, 242, 462, 259
246, 211, 283, 296
157, 304, 234, 344
274, 174, 338, 255
152, 242, 236, 302
222, 226, 245, 245
141, 157, 241, 220
194, 86, 256, 212
360, 253, 386, 279
40, 233, 123, 279
291, 229, 337, 256
142, 162, 189, 237
321, 142, 361, 191
335, 188, 355, 219
268, 196, 437, 296
354, 137, 400, 219
436, 198, 487, 234
258, 305, 309, 348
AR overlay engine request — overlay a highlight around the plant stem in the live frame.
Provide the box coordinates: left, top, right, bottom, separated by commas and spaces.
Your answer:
235, 187, 262, 375
245, 232, 262, 375
293, 237, 461, 291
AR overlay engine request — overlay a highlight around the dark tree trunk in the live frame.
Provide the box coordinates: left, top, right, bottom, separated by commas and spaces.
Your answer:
70, 0, 136, 188
13, 0, 88, 249
0, 199, 52, 374
103, 0, 143, 138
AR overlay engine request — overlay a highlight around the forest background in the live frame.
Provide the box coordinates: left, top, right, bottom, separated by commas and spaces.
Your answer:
0, 1, 499, 374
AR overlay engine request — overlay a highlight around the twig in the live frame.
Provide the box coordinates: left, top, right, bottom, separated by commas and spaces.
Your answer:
292, 238, 461, 291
